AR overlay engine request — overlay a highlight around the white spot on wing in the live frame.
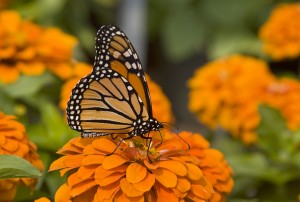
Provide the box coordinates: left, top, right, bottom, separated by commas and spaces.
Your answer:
113, 51, 121, 58
125, 62, 131, 69
123, 50, 130, 57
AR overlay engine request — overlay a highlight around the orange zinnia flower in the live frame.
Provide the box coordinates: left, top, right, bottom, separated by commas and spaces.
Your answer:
0, 112, 44, 201
0, 10, 77, 84
263, 78, 300, 130
60, 72, 174, 123
188, 54, 300, 144
146, 75, 174, 123
259, 3, 300, 60
50, 131, 233, 201
188, 55, 274, 129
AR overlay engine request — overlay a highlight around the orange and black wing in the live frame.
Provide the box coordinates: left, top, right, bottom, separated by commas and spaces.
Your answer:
93, 25, 153, 117
66, 68, 149, 137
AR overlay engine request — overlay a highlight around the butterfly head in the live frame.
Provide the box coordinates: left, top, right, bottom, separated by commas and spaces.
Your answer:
130, 118, 163, 137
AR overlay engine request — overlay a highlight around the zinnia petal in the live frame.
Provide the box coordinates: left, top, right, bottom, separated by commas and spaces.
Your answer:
92, 138, 117, 153
186, 163, 203, 181
95, 164, 127, 180
126, 163, 147, 183
176, 177, 191, 193
152, 168, 177, 188
96, 172, 125, 187
120, 178, 144, 197
114, 190, 144, 202
155, 183, 179, 202
77, 165, 98, 180
94, 181, 120, 201
190, 177, 214, 200
49, 156, 68, 171
63, 154, 84, 168
102, 154, 127, 169
55, 183, 72, 202
158, 160, 187, 176
132, 173, 156, 192
70, 179, 96, 197
143, 159, 159, 169
82, 155, 105, 165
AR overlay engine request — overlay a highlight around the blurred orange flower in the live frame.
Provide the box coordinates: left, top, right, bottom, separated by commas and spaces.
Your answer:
259, 3, 300, 60
0, 112, 44, 201
188, 55, 274, 128
34, 197, 51, 202
60, 72, 174, 123
188, 54, 300, 144
59, 62, 93, 110
49, 131, 233, 201
0, 0, 10, 10
0, 10, 77, 84
146, 75, 174, 123
263, 78, 300, 130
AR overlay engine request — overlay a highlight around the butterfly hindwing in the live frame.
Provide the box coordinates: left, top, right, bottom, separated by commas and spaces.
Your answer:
93, 25, 153, 117
66, 68, 150, 136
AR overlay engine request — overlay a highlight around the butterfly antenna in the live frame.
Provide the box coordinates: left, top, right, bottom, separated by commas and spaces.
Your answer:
154, 130, 163, 148
163, 126, 190, 151
161, 122, 179, 130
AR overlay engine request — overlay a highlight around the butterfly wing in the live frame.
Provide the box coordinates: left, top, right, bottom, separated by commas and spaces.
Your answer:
93, 25, 153, 117
66, 68, 149, 135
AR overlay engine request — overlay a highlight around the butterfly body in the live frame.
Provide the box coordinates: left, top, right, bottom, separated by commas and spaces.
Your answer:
66, 25, 163, 139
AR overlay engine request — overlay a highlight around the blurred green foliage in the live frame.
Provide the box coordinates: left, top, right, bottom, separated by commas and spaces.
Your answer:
214, 105, 300, 201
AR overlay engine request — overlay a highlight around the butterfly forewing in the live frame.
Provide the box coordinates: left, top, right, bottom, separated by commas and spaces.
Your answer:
66, 68, 149, 135
93, 25, 153, 117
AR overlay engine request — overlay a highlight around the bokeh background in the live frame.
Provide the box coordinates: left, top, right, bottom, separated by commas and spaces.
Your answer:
1, 0, 300, 201
4, 0, 299, 131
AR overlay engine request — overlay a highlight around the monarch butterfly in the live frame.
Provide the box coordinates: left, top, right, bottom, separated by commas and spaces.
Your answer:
66, 25, 163, 144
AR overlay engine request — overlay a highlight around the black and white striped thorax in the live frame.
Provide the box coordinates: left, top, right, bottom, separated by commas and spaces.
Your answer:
130, 118, 163, 136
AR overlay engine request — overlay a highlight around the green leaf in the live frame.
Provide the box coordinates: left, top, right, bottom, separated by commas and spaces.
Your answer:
256, 104, 290, 157
228, 152, 269, 178
1, 73, 54, 98
208, 31, 263, 59
46, 170, 67, 197
39, 101, 76, 143
0, 155, 42, 179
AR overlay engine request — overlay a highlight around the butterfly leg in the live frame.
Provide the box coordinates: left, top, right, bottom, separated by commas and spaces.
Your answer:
110, 134, 118, 140
154, 130, 163, 148
140, 135, 153, 163
106, 135, 134, 156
